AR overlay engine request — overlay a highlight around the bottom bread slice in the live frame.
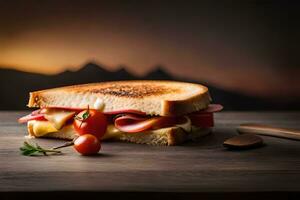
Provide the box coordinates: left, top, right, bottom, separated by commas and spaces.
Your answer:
29, 123, 211, 146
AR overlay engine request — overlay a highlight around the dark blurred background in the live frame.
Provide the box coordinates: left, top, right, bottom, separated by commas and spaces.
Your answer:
0, 0, 299, 110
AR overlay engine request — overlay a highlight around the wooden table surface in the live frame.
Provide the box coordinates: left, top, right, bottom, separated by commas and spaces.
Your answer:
1, 111, 300, 198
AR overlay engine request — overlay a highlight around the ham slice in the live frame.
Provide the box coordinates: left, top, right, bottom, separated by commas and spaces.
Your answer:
186, 104, 222, 128
18, 113, 46, 123
114, 114, 180, 133
194, 104, 223, 113
41, 106, 83, 111
188, 112, 214, 128
103, 109, 146, 115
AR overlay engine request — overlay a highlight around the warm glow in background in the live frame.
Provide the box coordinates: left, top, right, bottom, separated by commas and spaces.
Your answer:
0, 1, 299, 99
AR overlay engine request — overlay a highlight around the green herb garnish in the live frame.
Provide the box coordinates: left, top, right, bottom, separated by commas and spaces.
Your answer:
20, 141, 62, 156
74, 105, 90, 128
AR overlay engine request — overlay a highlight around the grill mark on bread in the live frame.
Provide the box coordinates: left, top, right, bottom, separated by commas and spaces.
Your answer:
89, 84, 180, 98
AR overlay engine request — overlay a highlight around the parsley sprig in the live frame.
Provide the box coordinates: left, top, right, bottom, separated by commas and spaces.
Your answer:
20, 141, 62, 156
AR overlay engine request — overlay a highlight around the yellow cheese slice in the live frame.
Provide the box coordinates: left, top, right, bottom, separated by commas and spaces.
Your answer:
28, 121, 121, 139
43, 109, 75, 130
101, 125, 123, 140
28, 120, 58, 137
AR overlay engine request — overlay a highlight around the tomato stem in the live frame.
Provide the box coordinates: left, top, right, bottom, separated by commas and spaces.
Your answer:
74, 105, 90, 129
52, 136, 78, 150
52, 141, 74, 150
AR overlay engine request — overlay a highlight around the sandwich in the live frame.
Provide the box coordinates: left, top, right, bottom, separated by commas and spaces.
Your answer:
18, 80, 222, 145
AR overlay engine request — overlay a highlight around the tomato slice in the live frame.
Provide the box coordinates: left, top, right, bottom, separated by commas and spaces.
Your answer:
188, 113, 214, 128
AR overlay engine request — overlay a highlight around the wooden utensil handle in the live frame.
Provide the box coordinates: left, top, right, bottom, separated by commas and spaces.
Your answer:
237, 123, 300, 141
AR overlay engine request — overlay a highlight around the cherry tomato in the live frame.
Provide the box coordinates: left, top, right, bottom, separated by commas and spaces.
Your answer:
73, 109, 108, 139
74, 134, 101, 155
188, 113, 214, 128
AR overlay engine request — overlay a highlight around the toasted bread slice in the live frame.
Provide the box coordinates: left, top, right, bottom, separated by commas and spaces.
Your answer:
29, 124, 211, 146
28, 80, 211, 116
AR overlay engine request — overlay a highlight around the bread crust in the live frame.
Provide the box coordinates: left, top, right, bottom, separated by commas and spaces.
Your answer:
162, 90, 211, 116
27, 80, 211, 116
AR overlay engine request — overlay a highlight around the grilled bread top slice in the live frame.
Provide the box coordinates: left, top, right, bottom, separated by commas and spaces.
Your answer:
28, 80, 211, 116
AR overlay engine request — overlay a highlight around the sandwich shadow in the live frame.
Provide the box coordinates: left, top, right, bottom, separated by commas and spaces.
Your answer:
183, 129, 235, 149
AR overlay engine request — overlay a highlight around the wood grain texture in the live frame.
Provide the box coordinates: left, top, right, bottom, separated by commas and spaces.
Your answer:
1, 112, 300, 194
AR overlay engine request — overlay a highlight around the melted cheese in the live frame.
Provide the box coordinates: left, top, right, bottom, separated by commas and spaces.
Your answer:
43, 109, 75, 129
27, 121, 122, 139
101, 125, 122, 140
28, 120, 58, 137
